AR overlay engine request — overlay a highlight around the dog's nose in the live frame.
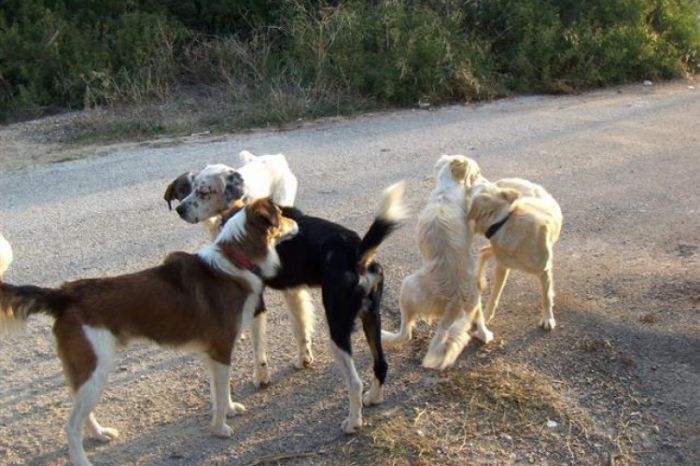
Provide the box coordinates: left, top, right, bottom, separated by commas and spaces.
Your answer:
175, 204, 187, 217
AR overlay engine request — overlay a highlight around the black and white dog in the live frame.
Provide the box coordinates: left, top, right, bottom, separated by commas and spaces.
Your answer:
263, 182, 406, 432
170, 172, 407, 432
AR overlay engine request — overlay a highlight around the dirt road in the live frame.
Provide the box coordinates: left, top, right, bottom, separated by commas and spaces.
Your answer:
0, 81, 698, 465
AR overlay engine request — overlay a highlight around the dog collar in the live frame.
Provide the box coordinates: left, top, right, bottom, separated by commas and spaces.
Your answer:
485, 211, 513, 239
220, 244, 262, 278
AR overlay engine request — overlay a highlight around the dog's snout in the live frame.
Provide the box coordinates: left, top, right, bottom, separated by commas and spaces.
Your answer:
175, 204, 187, 217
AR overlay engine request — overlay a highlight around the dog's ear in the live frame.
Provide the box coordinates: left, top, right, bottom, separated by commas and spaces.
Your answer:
248, 198, 280, 230
467, 196, 482, 220
434, 154, 451, 174
449, 158, 468, 183
163, 172, 194, 210
499, 188, 521, 204
224, 171, 245, 203
464, 159, 481, 187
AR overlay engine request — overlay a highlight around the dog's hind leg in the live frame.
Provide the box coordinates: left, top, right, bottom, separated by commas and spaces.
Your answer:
251, 297, 270, 387
423, 298, 471, 370
283, 287, 314, 369
476, 245, 494, 291
360, 277, 387, 407
329, 336, 363, 434
469, 291, 493, 344
485, 264, 510, 323
381, 273, 420, 346
61, 326, 116, 466
539, 268, 556, 330
205, 357, 239, 438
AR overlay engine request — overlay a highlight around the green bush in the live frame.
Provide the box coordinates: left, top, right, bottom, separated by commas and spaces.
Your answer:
0, 0, 698, 124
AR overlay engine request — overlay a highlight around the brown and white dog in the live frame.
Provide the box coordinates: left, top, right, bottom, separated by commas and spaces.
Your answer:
381, 155, 490, 370
0, 198, 298, 466
165, 152, 314, 387
0, 232, 12, 280
468, 177, 563, 329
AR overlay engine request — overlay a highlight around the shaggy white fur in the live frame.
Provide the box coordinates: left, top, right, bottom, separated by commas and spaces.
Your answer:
382, 155, 492, 370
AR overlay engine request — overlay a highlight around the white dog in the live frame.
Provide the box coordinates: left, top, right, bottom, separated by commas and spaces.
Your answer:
166, 150, 298, 237
165, 150, 313, 386
469, 177, 563, 330
0, 233, 12, 280
382, 155, 492, 370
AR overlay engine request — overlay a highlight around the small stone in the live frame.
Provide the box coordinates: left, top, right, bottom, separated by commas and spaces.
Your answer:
546, 419, 558, 429
643, 80, 653, 86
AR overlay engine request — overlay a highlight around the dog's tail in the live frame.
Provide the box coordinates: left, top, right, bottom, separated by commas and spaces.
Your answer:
0, 282, 68, 333
357, 181, 408, 271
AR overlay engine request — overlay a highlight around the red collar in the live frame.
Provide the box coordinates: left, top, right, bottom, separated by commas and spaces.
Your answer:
220, 244, 263, 278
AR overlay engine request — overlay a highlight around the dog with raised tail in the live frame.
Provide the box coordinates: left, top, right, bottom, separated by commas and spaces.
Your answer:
0, 233, 12, 280
381, 155, 491, 370
256, 181, 408, 433
0, 198, 297, 466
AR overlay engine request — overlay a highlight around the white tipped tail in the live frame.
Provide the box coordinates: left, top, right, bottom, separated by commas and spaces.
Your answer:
378, 181, 409, 223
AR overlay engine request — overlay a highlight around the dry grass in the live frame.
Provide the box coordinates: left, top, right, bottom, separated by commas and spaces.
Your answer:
343, 359, 598, 465
638, 313, 658, 324
439, 359, 593, 435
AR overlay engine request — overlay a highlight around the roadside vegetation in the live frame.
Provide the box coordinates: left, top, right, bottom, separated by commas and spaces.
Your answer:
1, 0, 699, 141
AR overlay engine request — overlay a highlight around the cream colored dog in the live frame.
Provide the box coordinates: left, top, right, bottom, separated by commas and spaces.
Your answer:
0, 233, 12, 280
468, 178, 562, 329
382, 155, 491, 370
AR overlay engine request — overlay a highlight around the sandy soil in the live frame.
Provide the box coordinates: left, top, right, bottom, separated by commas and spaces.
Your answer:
0, 80, 698, 465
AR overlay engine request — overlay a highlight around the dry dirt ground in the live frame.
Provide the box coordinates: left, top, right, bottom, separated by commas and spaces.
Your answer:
0, 81, 698, 466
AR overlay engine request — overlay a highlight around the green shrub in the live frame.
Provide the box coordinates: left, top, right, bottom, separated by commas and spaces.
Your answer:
0, 0, 698, 125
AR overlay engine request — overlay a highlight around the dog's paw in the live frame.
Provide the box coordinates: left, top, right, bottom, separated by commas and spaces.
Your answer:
362, 381, 384, 407
472, 327, 494, 344
540, 317, 556, 331
93, 426, 119, 443
227, 401, 246, 416
211, 423, 233, 438
421, 352, 444, 370
380, 330, 407, 346
294, 349, 313, 369
341, 416, 362, 434
253, 364, 270, 388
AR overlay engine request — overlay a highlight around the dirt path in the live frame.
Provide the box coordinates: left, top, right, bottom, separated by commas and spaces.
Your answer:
0, 81, 698, 465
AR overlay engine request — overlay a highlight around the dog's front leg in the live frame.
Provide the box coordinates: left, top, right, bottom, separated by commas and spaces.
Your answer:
539, 268, 556, 330
251, 297, 271, 387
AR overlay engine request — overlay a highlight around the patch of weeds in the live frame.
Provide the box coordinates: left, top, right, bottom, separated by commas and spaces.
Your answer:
639, 313, 658, 324
347, 359, 598, 464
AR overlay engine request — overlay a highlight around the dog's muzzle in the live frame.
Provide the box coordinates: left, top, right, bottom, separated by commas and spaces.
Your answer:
175, 204, 199, 224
